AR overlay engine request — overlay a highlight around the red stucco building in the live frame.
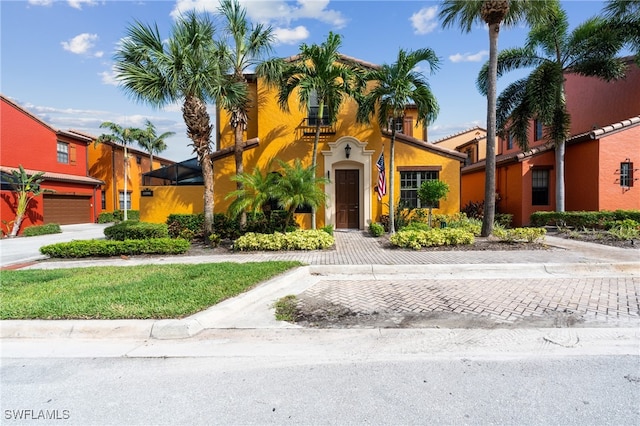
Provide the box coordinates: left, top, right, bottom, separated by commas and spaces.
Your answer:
1, 95, 103, 234
461, 58, 640, 226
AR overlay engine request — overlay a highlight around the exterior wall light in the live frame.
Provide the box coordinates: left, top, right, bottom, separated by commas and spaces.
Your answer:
345, 143, 351, 159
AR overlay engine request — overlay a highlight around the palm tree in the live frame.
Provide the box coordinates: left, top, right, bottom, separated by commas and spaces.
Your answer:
225, 166, 277, 220
97, 121, 143, 221
439, 0, 555, 236
113, 11, 245, 240
256, 32, 364, 229
137, 119, 174, 172
478, 5, 627, 211
272, 159, 329, 231
216, 0, 275, 227
356, 48, 440, 234
603, 0, 640, 62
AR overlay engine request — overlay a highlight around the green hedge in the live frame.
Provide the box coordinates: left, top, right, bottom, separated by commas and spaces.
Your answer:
530, 210, 640, 229
369, 222, 385, 237
493, 227, 546, 243
22, 223, 62, 237
98, 210, 140, 223
104, 221, 169, 241
40, 238, 190, 258
233, 230, 334, 251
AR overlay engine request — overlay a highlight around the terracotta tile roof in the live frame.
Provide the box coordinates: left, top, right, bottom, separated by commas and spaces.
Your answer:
568, 115, 640, 144
0, 166, 104, 186
431, 125, 487, 144
381, 130, 467, 162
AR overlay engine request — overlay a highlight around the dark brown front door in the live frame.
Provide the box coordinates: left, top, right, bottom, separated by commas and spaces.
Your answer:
335, 169, 359, 229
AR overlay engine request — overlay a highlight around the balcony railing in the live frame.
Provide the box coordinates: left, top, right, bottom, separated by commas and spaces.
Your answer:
301, 117, 336, 135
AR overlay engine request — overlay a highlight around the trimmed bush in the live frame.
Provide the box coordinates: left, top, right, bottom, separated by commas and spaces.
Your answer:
493, 227, 546, 243
22, 223, 61, 237
40, 238, 190, 258
97, 212, 115, 223
390, 228, 475, 250
233, 230, 334, 251
530, 210, 640, 229
369, 222, 385, 237
104, 221, 169, 241
167, 213, 205, 240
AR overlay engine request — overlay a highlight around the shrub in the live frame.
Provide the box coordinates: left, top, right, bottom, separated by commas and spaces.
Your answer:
607, 219, 640, 240
493, 227, 546, 243
40, 238, 190, 258
104, 221, 169, 241
167, 213, 204, 239
369, 222, 385, 237
528, 210, 640, 229
321, 224, 334, 236
112, 210, 140, 222
97, 212, 115, 223
390, 228, 475, 250
22, 223, 61, 237
233, 230, 334, 251
495, 213, 513, 228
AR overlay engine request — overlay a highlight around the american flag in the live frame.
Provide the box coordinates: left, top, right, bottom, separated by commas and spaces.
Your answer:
376, 150, 386, 201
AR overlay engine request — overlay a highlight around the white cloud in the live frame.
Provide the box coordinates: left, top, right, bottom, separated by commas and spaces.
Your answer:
27, 0, 53, 6
171, 0, 347, 29
449, 50, 489, 63
410, 6, 438, 35
61, 33, 102, 57
273, 26, 310, 45
67, 0, 98, 9
99, 66, 120, 86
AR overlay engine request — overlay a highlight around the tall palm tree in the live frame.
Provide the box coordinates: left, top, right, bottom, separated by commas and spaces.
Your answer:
356, 48, 440, 234
97, 121, 143, 221
272, 159, 329, 231
113, 11, 245, 240
256, 32, 364, 229
137, 119, 174, 172
478, 5, 627, 211
439, 0, 555, 236
603, 0, 640, 62
216, 0, 275, 227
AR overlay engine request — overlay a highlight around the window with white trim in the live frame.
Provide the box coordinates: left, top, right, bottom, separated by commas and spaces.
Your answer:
57, 141, 69, 163
620, 161, 634, 187
400, 170, 439, 208
118, 191, 131, 210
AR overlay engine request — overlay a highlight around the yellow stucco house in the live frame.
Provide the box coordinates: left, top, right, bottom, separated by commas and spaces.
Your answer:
209, 54, 466, 230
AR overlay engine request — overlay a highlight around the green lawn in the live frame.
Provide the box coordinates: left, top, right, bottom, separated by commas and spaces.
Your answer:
0, 261, 302, 320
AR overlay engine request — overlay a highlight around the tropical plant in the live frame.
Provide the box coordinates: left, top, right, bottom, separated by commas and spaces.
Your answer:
137, 119, 174, 172
225, 166, 278, 220
356, 48, 440, 234
271, 159, 329, 230
216, 0, 275, 227
603, 0, 640, 62
97, 121, 143, 222
439, 0, 556, 237
479, 4, 627, 211
417, 179, 450, 228
3, 165, 46, 238
113, 11, 245, 242
256, 32, 364, 229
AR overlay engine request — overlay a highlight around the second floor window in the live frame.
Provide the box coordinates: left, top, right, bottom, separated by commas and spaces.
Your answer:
507, 133, 514, 150
534, 119, 543, 141
308, 91, 329, 125
57, 142, 69, 163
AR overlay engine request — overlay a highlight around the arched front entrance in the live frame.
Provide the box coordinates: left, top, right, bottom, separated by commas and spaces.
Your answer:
322, 137, 375, 230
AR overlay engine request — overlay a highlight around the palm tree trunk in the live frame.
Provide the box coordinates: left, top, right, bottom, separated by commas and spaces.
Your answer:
481, 21, 500, 237
310, 116, 321, 230
556, 83, 567, 212
123, 145, 128, 221
149, 153, 154, 173
389, 129, 396, 234
234, 119, 247, 228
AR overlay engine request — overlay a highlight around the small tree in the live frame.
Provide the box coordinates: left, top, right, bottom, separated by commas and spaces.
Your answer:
4, 165, 46, 238
417, 179, 449, 228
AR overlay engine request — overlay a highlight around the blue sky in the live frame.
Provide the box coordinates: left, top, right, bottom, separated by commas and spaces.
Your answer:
1, 0, 611, 161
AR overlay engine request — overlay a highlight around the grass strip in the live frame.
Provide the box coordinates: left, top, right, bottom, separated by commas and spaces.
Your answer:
0, 261, 301, 320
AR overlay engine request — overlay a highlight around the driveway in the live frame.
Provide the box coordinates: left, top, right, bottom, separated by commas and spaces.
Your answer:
0, 223, 109, 268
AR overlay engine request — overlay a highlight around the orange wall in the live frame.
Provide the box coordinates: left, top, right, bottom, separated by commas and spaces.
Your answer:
597, 127, 640, 210
565, 61, 640, 135
565, 140, 600, 211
